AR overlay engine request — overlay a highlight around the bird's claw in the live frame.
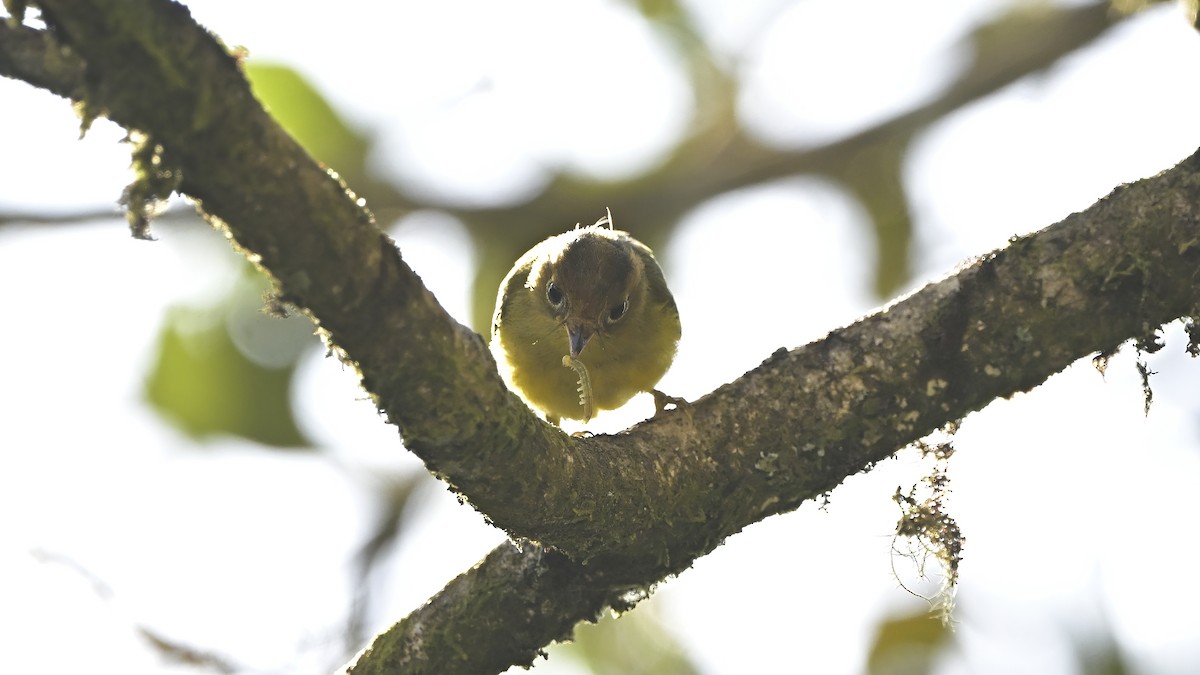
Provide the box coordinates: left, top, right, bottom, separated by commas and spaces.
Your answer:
651, 389, 691, 420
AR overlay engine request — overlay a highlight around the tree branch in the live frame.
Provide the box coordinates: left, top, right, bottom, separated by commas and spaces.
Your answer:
344, 545, 612, 674
0, 20, 85, 98
337, 145, 1200, 589
4, 2, 1199, 673
347, 147, 1200, 674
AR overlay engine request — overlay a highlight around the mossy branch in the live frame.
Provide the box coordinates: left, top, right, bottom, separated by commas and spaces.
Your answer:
3, 2, 1200, 674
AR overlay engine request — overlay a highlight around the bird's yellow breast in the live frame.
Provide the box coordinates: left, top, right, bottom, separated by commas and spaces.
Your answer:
490, 224, 680, 423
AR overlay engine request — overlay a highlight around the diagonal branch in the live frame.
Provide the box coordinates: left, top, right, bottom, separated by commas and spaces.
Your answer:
0, 20, 85, 98
4, 2, 1200, 673
347, 146, 1200, 673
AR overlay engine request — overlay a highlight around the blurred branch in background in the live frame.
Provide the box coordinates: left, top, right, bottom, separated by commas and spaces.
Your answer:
453, 1, 1131, 323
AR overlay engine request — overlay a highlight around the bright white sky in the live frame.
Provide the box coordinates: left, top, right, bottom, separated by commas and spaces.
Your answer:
3, 1, 1200, 674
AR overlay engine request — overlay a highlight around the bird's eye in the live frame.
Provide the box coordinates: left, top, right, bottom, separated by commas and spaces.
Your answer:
608, 299, 629, 323
546, 282, 564, 308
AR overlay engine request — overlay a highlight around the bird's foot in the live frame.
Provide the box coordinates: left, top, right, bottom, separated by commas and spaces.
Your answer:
651, 389, 692, 421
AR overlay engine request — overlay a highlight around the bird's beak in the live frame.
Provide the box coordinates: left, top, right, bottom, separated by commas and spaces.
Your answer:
567, 321, 593, 359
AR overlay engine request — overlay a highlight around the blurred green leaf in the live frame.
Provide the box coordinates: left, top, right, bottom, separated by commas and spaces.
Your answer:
244, 62, 371, 184
867, 608, 953, 675
144, 267, 315, 449
567, 607, 702, 675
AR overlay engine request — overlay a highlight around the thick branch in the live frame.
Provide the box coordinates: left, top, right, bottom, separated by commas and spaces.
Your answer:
0, 21, 84, 97
344, 545, 611, 674
350, 148, 1200, 673
4, 2, 1200, 673
352, 146, 1200, 673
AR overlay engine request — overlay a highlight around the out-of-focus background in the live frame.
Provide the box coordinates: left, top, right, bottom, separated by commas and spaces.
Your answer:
3, 1, 1200, 673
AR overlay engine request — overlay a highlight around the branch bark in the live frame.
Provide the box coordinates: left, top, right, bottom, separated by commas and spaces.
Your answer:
348, 148, 1200, 675
3, 2, 1199, 674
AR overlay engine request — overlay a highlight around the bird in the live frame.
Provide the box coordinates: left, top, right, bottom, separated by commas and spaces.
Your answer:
490, 212, 681, 425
